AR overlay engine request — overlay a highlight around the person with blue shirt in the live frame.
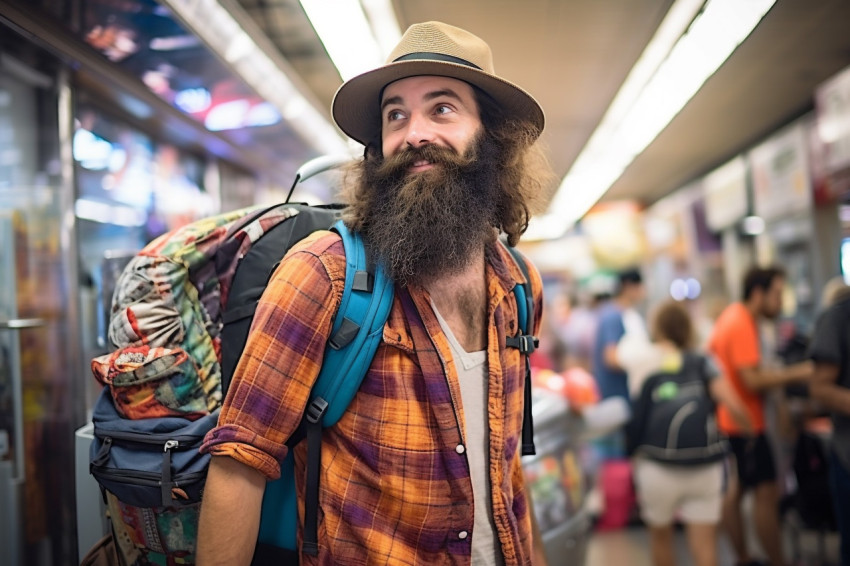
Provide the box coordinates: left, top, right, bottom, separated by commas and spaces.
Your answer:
592, 269, 646, 402
588, 268, 646, 529
585, 269, 646, 528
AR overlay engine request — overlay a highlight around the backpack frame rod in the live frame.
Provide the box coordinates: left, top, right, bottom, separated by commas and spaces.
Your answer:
285, 154, 355, 203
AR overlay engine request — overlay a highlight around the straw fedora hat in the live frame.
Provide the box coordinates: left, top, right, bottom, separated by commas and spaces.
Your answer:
332, 21, 545, 146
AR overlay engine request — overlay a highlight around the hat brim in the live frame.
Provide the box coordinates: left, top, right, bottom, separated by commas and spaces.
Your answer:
332, 59, 545, 147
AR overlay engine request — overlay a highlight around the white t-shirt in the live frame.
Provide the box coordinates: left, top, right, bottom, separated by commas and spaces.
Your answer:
432, 303, 504, 565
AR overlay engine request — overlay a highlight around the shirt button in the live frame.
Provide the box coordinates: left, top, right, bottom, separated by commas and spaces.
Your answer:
458, 531, 468, 540
456, 444, 465, 454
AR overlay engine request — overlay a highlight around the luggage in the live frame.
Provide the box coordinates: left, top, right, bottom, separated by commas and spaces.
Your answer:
791, 430, 836, 531
595, 459, 635, 531
79, 533, 121, 566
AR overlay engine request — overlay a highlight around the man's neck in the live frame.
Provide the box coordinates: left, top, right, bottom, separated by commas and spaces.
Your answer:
423, 248, 488, 352
743, 299, 760, 321
615, 295, 631, 310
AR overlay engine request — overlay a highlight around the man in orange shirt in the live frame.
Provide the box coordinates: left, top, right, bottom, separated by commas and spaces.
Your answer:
709, 266, 812, 566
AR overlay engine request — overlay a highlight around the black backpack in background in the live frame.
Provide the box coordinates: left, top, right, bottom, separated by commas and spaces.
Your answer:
790, 430, 836, 530
625, 352, 728, 466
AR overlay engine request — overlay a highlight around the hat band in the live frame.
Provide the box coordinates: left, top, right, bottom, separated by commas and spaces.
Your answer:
392, 52, 482, 70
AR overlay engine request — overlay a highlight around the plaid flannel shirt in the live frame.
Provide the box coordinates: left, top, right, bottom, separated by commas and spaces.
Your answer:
201, 230, 543, 565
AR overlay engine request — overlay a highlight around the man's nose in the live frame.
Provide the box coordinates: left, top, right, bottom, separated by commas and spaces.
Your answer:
404, 113, 434, 148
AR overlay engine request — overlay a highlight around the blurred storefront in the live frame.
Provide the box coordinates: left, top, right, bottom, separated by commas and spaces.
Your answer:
0, 27, 82, 566
813, 64, 850, 298
0, 0, 331, 563
749, 117, 819, 330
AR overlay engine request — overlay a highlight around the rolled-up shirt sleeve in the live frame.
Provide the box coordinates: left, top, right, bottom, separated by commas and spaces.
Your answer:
200, 232, 345, 480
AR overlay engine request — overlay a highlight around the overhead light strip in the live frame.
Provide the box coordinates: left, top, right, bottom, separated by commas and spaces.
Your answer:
360, 0, 403, 56
528, 0, 777, 241
160, 0, 349, 155
300, 0, 401, 81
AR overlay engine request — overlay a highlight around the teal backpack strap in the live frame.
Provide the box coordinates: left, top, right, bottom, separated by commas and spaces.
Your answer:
301, 220, 393, 555
310, 220, 394, 424
503, 244, 538, 456
256, 220, 393, 558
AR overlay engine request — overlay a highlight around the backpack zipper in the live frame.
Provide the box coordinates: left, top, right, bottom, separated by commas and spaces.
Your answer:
90, 467, 206, 485
93, 428, 203, 449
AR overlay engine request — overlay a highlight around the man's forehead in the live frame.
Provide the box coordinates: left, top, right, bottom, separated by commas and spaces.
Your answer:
381, 75, 475, 103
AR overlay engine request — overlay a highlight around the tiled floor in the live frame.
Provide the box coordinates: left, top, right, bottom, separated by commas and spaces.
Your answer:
585, 526, 734, 566
584, 522, 840, 566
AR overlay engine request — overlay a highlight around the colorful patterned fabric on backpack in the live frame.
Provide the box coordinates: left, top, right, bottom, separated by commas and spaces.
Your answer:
90, 205, 301, 419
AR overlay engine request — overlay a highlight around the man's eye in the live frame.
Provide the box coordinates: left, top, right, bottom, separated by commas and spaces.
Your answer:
435, 105, 453, 115
387, 110, 404, 121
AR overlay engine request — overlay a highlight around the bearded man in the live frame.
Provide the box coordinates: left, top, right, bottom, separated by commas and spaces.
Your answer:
198, 21, 554, 566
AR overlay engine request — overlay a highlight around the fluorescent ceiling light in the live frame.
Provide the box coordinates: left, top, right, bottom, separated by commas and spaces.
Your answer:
160, 0, 348, 155
360, 0, 403, 55
537, 0, 777, 240
300, 0, 400, 81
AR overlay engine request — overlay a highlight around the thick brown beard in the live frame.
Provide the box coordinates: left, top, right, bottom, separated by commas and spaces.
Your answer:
340, 117, 556, 285
356, 134, 500, 287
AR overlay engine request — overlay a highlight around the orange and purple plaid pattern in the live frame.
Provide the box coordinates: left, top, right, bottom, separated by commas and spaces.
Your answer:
201, 231, 543, 565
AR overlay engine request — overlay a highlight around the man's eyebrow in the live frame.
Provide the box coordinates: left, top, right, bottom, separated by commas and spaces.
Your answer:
423, 89, 463, 103
380, 89, 465, 112
380, 95, 403, 112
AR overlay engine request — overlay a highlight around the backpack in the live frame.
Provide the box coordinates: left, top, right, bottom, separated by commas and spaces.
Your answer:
790, 430, 836, 531
89, 202, 387, 565
88, 158, 538, 565
625, 352, 727, 466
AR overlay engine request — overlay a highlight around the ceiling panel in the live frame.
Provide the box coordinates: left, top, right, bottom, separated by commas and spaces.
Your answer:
236, 0, 850, 210
606, 0, 850, 204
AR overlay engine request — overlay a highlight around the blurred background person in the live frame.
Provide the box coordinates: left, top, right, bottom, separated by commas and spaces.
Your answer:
709, 266, 813, 566
587, 268, 646, 530
592, 268, 646, 405
807, 277, 850, 566
625, 300, 751, 566
562, 279, 611, 373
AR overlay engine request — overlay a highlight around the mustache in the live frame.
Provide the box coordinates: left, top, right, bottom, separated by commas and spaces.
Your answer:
373, 143, 477, 180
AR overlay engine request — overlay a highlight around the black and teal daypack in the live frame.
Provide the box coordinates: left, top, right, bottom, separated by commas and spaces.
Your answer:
88, 156, 538, 565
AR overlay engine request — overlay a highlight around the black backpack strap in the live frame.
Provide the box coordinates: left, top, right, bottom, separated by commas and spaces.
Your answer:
693, 353, 718, 410
302, 398, 328, 556
503, 244, 537, 456
625, 371, 657, 456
